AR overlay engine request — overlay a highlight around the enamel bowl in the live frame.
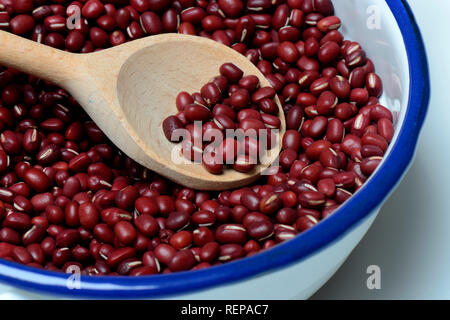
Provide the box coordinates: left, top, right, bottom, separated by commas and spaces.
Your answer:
0, 0, 429, 299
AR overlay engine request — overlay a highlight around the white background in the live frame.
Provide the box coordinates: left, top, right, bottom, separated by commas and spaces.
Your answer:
313, 0, 450, 299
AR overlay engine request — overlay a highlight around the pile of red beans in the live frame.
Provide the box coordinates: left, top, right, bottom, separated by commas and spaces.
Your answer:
163, 62, 282, 174
0, 0, 395, 276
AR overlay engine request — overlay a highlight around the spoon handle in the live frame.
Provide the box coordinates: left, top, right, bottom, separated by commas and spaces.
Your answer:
0, 30, 78, 84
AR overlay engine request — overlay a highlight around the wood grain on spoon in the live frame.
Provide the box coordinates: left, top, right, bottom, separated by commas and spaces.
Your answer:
0, 32, 285, 190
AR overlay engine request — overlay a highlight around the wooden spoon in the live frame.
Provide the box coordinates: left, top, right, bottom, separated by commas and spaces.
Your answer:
0, 31, 285, 190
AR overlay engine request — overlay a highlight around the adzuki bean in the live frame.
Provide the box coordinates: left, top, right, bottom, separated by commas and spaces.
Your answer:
0, 0, 395, 277
164, 62, 280, 174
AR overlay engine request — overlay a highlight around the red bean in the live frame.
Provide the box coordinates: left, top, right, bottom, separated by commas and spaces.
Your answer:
282, 130, 302, 152
279, 148, 297, 169
135, 197, 158, 216
10, 14, 35, 35
229, 88, 249, 110
174, 199, 194, 215
113, 8, 130, 29
219, 63, 244, 83
31, 192, 54, 213
82, 0, 105, 19
308, 116, 328, 138
317, 178, 335, 197
12, 246, 33, 264
78, 202, 99, 230
0, 227, 21, 245
27, 243, 44, 265
371, 105, 393, 122
212, 105, 236, 122
107, 247, 136, 268
378, 118, 394, 142
218, 0, 244, 17
237, 109, 261, 123
247, 220, 274, 241
181, 7, 206, 24
93, 224, 114, 244
97, 15, 116, 32
114, 221, 137, 246
184, 103, 211, 122
275, 207, 296, 225
318, 41, 340, 63
24, 168, 50, 192
219, 243, 245, 261
296, 215, 318, 232
363, 72, 382, 97
286, 105, 303, 130
45, 205, 64, 225
231, 154, 254, 173
169, 230, 192, 250
198, 242, 218, 263
239, 118, 265, 132
335, 102, 356, 121
0, 151, 9, 174
152, 243, 175, 266
361, 145, 384, 158
277, 41, 299, 64
362, 133, 388, 152
317, 16, 340, 32
140, 11, 163, 35
349, 67, 366, 88
326, 118, 344, 143
215, 224, 247, 244
90, 27, 109, 48
56, 229, 80, 248
213, 114, 235, 131
36, 144, 60, 166
165, 211, 190, 231
361, 156, 382, 175
168, 249, 195, 271
261, 113, 281, 129
259, 193, 283, 215
234, 16, 254, 42
1, 131, 21, 154
4, 212, 31, 231
134, 214, 158, 237
252, 87, 276, 104
115, 185, 138, 210
320, 147, 339, 167
13, 195, 32, 213
190, 227, 213, 247
259, 98, 278, 115
187, 211, 213, 228
64, 201, 79, 227
69, 153, 92, 172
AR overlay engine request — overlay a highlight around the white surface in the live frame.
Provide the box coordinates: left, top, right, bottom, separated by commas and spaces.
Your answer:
313, 0, 450, 300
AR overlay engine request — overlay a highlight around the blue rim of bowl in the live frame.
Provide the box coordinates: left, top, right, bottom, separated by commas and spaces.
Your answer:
0, 0, 430, 298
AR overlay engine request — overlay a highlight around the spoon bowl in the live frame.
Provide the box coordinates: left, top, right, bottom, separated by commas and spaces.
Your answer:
0, 32, 285, 190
